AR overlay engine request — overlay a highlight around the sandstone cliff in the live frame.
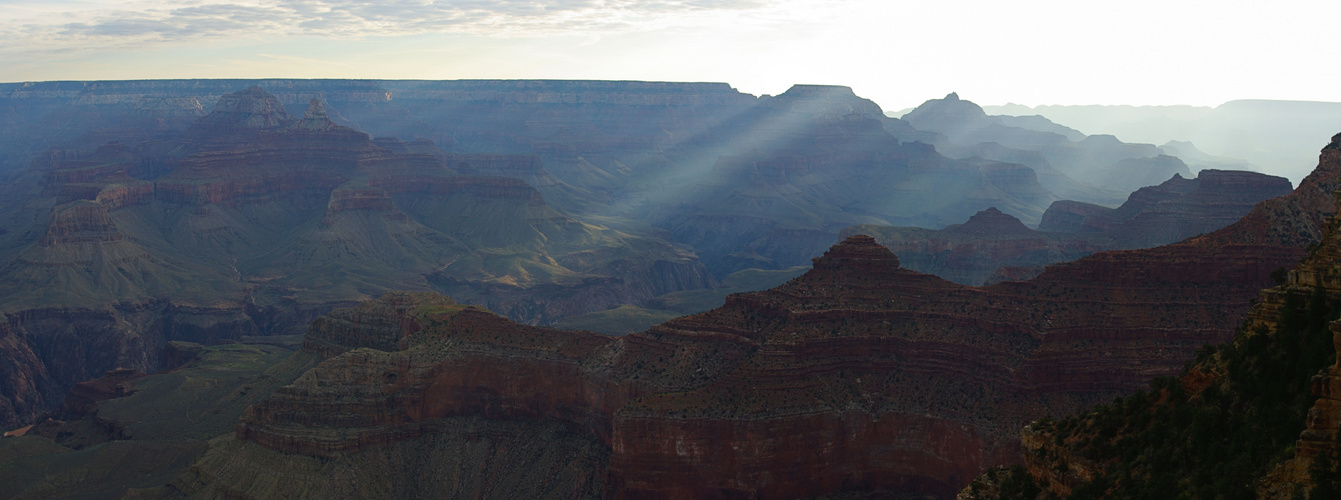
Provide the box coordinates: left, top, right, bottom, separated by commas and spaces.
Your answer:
850, 207, 1109, 285
187, 206, 1310, 499
181, 134, 1341, 499
957, 132, 1341, 499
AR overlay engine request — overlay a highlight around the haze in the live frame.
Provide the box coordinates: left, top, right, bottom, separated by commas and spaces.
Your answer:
3, 0, 1339, 111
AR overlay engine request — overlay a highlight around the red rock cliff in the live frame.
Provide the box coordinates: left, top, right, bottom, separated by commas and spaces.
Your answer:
220, 192, 1325, 498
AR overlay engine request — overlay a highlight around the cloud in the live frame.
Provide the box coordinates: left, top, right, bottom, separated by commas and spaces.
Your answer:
2, 0, 777, 50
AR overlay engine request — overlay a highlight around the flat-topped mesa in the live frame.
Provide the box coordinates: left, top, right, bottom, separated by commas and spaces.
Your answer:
764, 84, 886, 118
325, 186, 397, 214
93, 180, 154, 211
300, 291, 454, 358
1034, 169, 1293, 246
1038, 200, 1115, 232
321, 185, 412, 226
1197, 168, 1294, 196
39, 201, 125, 246
386, 79, 756, 106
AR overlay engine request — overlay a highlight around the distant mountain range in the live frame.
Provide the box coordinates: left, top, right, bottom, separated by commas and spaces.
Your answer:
852, 169, 1291, 285
980, 100, 1341, 183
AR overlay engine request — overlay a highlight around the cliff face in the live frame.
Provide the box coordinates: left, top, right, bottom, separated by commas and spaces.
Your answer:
856, 168, 1292, 286
187, 203, 1313, 499
658, 86, 1065, 276
851, 208, 1109, 285
186, 136, 1341, 499
1255, 136, 1341, 497
0, 87, 716, 428
4, 80, 1089, 280
1039, 168, 1294, 248
902, 93, 1198, 200
956, 133, 1341, 500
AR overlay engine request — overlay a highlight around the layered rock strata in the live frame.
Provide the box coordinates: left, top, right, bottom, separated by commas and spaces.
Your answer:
857, 168, 1292, 285
0, 86, 715, 428
950, 133, 1341, 499
201, 135, 1341, 498
198, 209, 1316, 498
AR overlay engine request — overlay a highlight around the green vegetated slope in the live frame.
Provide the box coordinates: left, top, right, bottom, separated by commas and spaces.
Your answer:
180, 417, 609, 500
958, 133, 1341, 500
0, 341, 313, 499
1002, 290, 1331, 499
553, 266, 808, 335
964, 249, 1340, 499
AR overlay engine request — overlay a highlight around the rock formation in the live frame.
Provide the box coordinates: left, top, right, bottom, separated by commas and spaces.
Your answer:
901, 92, 1199, 199
850, 207, 1109, 285
658, 86, 1066, 276
0, 81, 1330, 498
186, 206, 1307, 498
955, 132, 1341, 499
856, 168, 1292, 285
0, 86, 715, 428
184, 134, 1341, 499
1250, 195, 1341, 496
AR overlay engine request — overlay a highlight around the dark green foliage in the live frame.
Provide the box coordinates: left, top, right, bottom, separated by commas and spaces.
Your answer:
1273, 267, 1291, 285
999, 465, 1043, 500
1054, 285, 1337, 498
1309, 432, 1341, 498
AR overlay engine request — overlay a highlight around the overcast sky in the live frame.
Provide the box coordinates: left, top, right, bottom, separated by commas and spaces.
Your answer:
2, 0, 1338, 111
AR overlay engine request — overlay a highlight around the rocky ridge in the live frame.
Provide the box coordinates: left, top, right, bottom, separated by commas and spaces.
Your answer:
852, 168, 1290, 285
0, 86, 715, 428
902, 92, 1193, 200
188, 198, 1318, 498
956, 132, 1341, 499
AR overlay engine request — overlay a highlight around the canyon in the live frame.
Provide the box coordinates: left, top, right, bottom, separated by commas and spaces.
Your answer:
0, 79, 1327, 499
960, 132, 1341, 499
0, 80, 1252, 429
178, 132, 1341, 498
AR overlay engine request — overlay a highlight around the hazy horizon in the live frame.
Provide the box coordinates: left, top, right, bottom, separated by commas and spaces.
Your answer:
3, 0, 1338, 112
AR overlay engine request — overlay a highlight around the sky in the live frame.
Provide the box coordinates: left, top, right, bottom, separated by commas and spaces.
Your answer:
2, 0, 1339, 112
